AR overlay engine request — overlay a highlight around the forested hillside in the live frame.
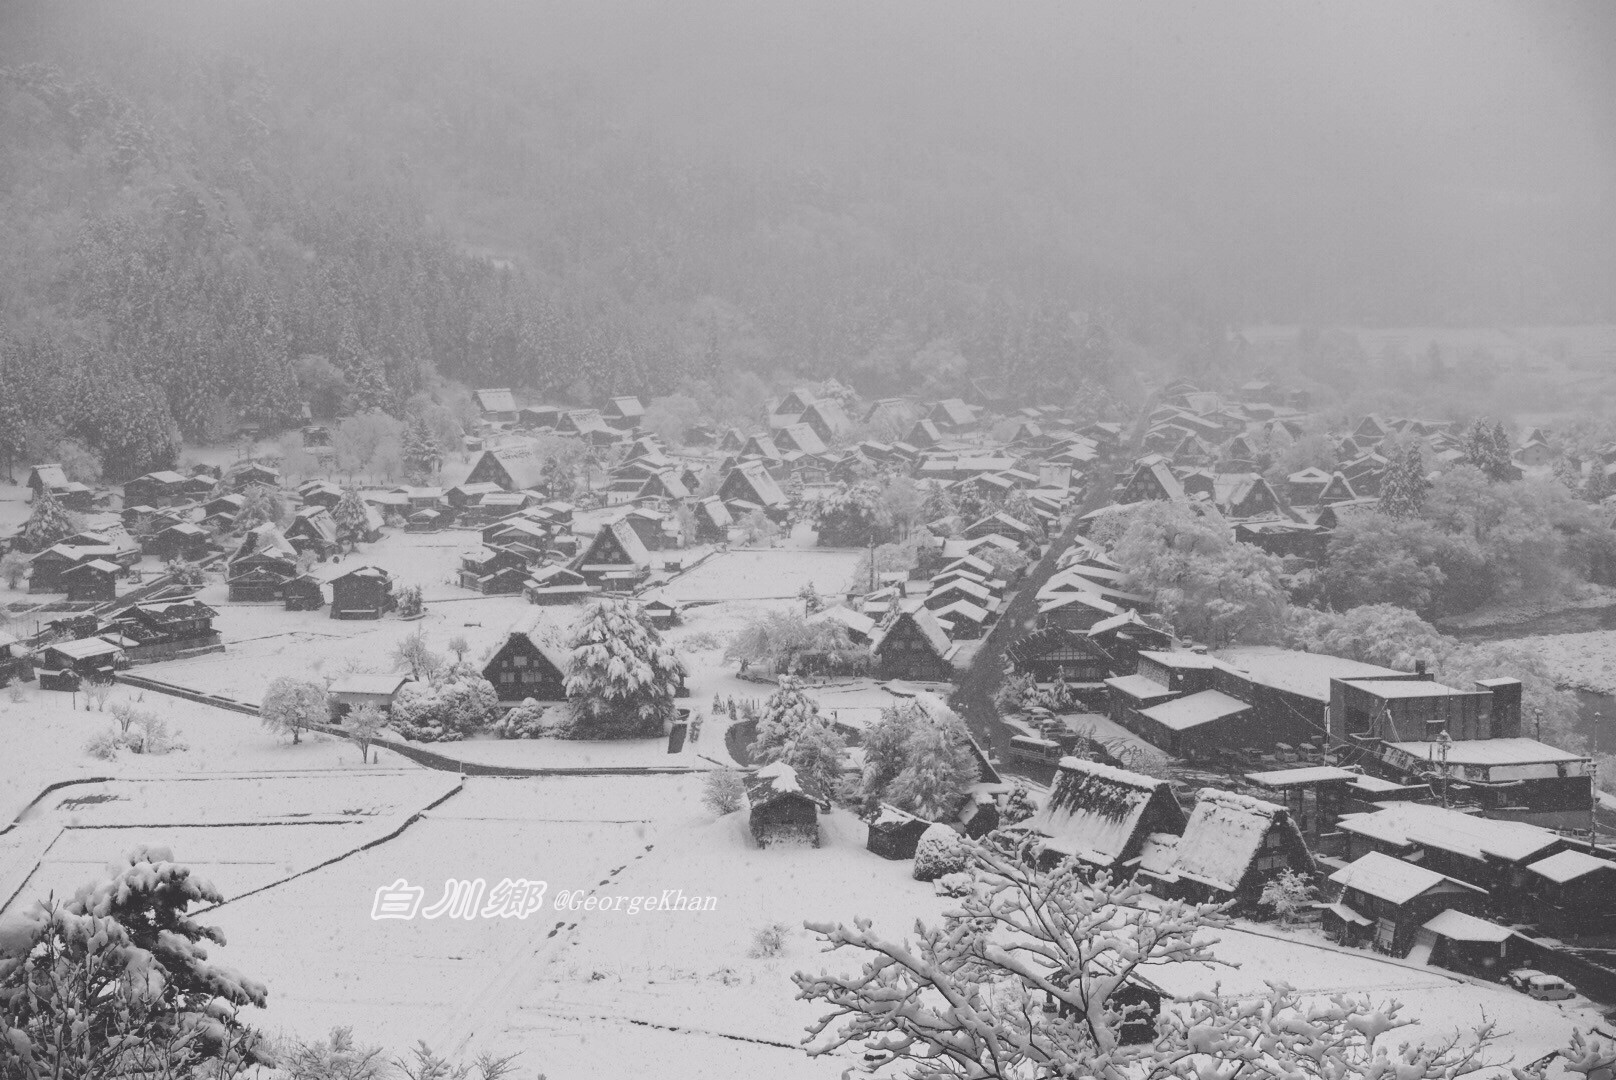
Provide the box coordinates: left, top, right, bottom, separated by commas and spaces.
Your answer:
1, 1, 1612, 478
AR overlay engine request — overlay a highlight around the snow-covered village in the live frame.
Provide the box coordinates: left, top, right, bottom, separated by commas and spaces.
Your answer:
6, 4, 1616, 1080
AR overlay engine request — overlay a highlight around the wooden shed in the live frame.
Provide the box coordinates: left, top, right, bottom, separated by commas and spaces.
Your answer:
866, 803, 933, 860
745, 762, 830, 848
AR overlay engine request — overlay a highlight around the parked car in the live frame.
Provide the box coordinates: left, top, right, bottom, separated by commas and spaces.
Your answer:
1506, 968, 1575, 1001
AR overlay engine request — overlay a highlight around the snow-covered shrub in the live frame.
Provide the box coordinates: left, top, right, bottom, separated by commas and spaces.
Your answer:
748, 922, 792, 958
682, 630, 724, 651
934, 871, 973, 897
274, 1027, 387, 1080
1259, 869, 1316, 924
912, 824, 968, 881
494, 699, 551, 739
701, 769, 747, 816
390, 675, 498, 742
84, 729, 120, 760
1001, 784, 1037, 826
394, 584, 424, 618
125, 712, 181, 755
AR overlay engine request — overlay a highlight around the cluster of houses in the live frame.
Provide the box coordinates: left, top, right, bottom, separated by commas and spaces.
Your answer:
1100, 379, 1561, 570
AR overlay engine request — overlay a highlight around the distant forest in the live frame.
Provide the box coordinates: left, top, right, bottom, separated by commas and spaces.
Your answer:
1, 1, 1613, 478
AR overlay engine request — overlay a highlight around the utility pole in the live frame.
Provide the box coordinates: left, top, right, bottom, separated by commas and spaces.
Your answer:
1534, 707, 1541, 742
1437, 729, 1451, 809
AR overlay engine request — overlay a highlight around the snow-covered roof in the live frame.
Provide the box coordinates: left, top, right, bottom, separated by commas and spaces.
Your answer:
1210, 646, 1403, 703
1329, 851, 1482, 905
1139, 649, 1215, 669
1339, 678, 1472, 699
1027, 758, 1179, 868
48, 637, 124, 660
1335, 802, 1562, 864
329, 674, 412, 697
1526, 849, 1616, 884
1138, 690, 1252, 732
1104, 674, 1177, 701
1384, 738, 1587, 766
476, 388, 518, 413
1421, 909, 1513, 943
1244, 765, 1359, 788
1164, 788, 1305, 892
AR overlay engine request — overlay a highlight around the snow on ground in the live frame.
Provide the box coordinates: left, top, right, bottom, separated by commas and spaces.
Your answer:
200, 773, 944, 1078
1, 768, 458, 919
0, 680, 397, 822
657, 548, 865, 603
139, 584, 541, 706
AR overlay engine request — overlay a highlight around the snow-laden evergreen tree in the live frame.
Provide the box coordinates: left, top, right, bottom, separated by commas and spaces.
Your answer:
886, 713, 982, 821
1378, 444, 1430, 519
0, 845, 270, 1078
1460, 417, 1514, 482
401, 412, 440, 483
813, 480, 889, 547
235, 482, 286, 531
331, 484, 371, 550
564, 598, 687, 739
15, 486, 77, 554
748, 678, 847, 796
797, 842, 1499, 1080
918, 481, 958, 525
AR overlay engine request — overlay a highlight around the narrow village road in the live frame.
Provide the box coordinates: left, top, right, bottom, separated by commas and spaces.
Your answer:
949, 400, 1154, 778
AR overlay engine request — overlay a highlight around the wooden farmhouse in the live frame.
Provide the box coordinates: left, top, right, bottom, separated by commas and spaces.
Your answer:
1136, 788, 1314, 907
146, 523, 214, 562
524, 564, 594, 605
870, 602, 959, 681
1324, 851, 1485, 957
482, 629, 569, 704
572, 521, 652, 590
464, 449, 549, 493
475, 388, 519, 422
103, 598, 221, 662
1017, 757, 1187, 873
328, 566, 393, 620
36, 637, 126, 691
718, 462, 788, 521
123, 470, 189, 507
29, 544, 126, 593
1522, 850, 1616, 935
745, 762, 830, 848
59, 559, 119, 602
1004, 627, 1116, 684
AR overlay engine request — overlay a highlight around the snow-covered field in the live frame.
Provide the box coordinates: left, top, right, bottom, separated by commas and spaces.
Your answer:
658, 548, 865, 603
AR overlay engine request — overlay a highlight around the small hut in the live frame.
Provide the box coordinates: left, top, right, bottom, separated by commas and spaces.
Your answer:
866, 803, 932, 860
745, 762, 830, 848
329, 566, 393, 620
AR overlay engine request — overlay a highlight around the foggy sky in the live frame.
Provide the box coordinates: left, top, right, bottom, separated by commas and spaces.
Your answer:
4, 0, 1613, 325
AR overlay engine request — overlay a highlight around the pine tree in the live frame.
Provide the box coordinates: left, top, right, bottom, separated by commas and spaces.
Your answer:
919, 482, 957, 525
564, 598, 687, 738
401, 413, 440, 483
1378, 445, 1429, 519
886, 714, 982, 820
16, 486, 77, 553
1460, 417, 1513, 482
748, 678, 847, 795
332, 485, 372, 549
